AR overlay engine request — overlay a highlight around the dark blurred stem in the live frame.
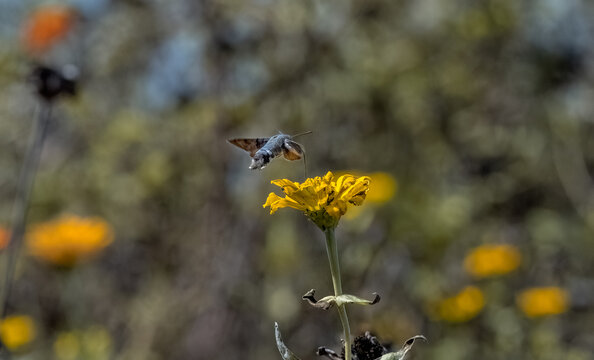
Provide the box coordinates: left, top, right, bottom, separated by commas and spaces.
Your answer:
0, 102, 51, 356
324, 228, 351, 360
548, 116, 593, 219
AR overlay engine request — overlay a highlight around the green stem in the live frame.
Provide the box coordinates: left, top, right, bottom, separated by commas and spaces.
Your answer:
0, 103, 51, 358
324, 228, 351, 360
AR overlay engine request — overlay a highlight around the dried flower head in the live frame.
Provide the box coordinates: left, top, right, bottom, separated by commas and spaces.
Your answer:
26, 214, 114, 266
264, 171, 371, 230
351, 332, 389, 360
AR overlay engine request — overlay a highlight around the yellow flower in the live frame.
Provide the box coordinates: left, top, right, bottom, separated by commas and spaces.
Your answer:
27, 214, 114, 266
464, 244, 521, 278
264, 171, 371, 230
54, 332, 80, 360
516, 287, 568, 318
359, 172, 397, 204
0, 315, 36, 351
334, 171, 397, 221
436, 286, 485, 323
54, 327, 112, 360
0, 227, 9, 250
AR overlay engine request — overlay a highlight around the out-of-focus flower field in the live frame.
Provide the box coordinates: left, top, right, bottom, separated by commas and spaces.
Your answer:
1, 0, 594, 359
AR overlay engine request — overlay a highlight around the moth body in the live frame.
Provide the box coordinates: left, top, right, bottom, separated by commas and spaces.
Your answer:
228, 132, 308, 170
250, 134, 291, 169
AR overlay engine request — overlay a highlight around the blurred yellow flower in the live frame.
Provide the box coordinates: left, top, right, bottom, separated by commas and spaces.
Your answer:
436, 286, 485, 323
0, 227, 9, 250
337, 171, 397, 204
54, 332, 80, 360
54, 327, 112, 360
360, 172, 397, 204
516, 287, 568, 318
463, 244, 521, 278
27, 215, 114, 266
336, 171, 397, 221
0, 315, 36, 351
264, 171, 371, 230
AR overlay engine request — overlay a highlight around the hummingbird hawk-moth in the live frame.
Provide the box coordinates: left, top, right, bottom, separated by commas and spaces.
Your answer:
228, 131, 311, 170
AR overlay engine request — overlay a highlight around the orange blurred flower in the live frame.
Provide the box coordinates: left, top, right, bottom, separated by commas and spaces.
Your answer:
0, 315, 36, 351
26, 214, 114, 266
463, 244, 521, 278
436, 286, 485, 323
22, 5, 75, 54
516, 287, 568, 318
0, 227, 9, 250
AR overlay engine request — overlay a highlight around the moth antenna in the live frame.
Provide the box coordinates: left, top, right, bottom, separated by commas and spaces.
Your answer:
291, 130, 313, 139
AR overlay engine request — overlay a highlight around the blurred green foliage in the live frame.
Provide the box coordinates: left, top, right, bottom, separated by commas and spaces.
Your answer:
1, 0, 594, 359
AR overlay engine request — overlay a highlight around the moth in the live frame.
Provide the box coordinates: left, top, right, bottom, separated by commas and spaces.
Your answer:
228, 131, 311, 170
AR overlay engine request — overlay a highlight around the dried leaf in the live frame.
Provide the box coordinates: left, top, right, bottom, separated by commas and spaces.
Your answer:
275, 322, 302, 360
302, 289, 380, 310
334, 293, 381, 307
303, 289, 333, 310
317, 346, 343, 360
376, 335, 426, 360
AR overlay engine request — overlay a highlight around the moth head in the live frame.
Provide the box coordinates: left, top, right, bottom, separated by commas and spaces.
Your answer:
249, 152, 269, 170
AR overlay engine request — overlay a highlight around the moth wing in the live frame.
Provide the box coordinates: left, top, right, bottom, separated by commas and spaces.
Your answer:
282, 140, 304, 161
228, 138, 269, 157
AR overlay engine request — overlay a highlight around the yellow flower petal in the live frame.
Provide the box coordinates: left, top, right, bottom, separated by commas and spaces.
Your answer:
334, 174, 353, 195
271, 179, 300, 193
342, 176, 371, 205
264, 193, 307, 214
335, 171, 396, 205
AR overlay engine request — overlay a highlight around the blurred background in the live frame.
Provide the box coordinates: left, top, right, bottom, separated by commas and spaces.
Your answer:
1, 0, 594, 359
